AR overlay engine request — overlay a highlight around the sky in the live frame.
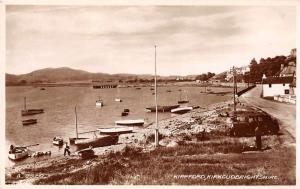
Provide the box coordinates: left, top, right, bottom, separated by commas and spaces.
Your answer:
6, 5, 296, 76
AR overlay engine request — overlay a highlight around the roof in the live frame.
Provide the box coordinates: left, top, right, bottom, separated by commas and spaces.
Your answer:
262, 76, 294, 84
279, 62, 296, 77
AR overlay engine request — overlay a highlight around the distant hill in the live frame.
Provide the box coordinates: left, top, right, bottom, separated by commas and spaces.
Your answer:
5, 67, 189, 86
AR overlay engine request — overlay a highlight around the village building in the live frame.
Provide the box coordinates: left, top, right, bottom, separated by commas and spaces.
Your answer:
261, 49, 296, 104
262, 76, 294, 97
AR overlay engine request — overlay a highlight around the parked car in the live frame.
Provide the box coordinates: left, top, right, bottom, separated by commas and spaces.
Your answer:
229, 110, 279, 137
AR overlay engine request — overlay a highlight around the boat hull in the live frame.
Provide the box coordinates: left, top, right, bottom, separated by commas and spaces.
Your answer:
8, 149, 29, 161
146, 105, 180, 112
98, 127, 133, 135
74, 135, 119, 149
171, 107, 193, 114
178, 100, 189, 104
21, 109, 44, 116
22, 119, 37, 126
115, 119, 144, 126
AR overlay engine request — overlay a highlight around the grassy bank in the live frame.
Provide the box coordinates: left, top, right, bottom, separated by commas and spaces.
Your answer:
29, 134, 294, 185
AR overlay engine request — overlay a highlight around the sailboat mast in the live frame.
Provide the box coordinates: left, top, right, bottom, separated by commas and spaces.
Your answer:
154, 45, 159, 147
24, 97, 26, 110
75, 106, 78, 139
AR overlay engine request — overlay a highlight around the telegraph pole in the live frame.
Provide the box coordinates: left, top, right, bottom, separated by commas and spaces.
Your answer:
154, 45, 159, 147
232, 66, 237, 115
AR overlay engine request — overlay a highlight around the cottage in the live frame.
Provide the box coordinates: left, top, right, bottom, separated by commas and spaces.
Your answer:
262, 76, 294, 97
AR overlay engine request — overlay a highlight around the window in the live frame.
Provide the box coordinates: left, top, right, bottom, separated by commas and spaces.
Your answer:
285, 89, 289, 94
269, 84, 272, 88
283, 83, 285, 86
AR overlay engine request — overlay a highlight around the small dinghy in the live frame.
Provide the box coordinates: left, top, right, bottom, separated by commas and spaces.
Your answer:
52, 136, 64, 146
115, 98, 122, 102
171, 107, 193, 114
22, 119, 37, 126
8, 147, 29, 161
121, 112, 129, 116
115, 119, 144, 126
96, 99, 104, 107
98, 126, 133, 135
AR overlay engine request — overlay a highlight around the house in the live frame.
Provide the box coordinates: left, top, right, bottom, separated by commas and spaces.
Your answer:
262, 76, 294, 97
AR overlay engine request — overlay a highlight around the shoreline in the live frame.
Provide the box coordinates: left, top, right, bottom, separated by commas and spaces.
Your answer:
5, 86, 295, 185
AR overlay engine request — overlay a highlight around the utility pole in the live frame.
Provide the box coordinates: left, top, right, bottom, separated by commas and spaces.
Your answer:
231, 66, 237, 115
154, 45, 159, 147
75, 105, 78, 139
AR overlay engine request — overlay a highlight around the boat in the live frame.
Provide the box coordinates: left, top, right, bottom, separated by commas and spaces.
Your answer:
22, 119, 37, 126
8, 147, 29, 161
171, 106, 193, 114
166, 90, 172, 92
52, 136, 64, 146
121, 112, 129, 116
115, 119, 144, 126
71, 106, 119, 149
135, 87, 141, 90
21, 97, 44, 116
146, 105, 180, 112
40, 88, 45, 90
96, 97, 103, 107
115, 98, 122, 102
123, 109, 130, 113
74, 135, 119, 149
97, 126, 133, 135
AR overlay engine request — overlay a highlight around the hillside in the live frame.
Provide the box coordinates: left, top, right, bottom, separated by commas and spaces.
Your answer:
5, 67, 186, 86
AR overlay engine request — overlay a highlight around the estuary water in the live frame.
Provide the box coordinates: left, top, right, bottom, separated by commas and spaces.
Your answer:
5, 85, 232, 166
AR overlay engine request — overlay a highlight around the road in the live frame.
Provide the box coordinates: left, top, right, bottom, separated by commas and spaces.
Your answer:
240, 85, 296, 143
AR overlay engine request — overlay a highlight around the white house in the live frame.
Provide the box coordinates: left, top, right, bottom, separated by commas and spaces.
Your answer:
262, 76, 294, 97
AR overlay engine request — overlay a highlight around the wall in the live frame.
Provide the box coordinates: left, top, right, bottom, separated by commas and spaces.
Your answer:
262, 83, 290, 97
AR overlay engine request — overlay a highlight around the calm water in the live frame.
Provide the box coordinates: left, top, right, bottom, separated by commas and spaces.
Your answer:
6, 86, 231, 166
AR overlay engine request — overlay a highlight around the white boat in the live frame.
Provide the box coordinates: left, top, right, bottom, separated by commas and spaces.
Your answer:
115, 119, 144, 126
171, 106, 193, 114
52, 136, 64, 146
8, 147, 29, 161
97, 126, 133, 135
115, 98, 122, 102
96, 99, 103, 107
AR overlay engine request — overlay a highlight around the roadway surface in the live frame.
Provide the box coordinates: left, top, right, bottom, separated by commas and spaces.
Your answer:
240, 85, 296, 144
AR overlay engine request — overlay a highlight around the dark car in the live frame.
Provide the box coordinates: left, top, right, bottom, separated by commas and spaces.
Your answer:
229, 110, 279, 137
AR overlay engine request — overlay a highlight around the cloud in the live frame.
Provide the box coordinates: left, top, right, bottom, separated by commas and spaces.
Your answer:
6, 6, 296, 75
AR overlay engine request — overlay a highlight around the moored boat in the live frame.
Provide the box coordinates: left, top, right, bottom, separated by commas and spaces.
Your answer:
52, 136, 64, 146
121, 112, 129, 116
171, 106, 193, 114
115, 98, 122, 102
21, 97, 44, 116
146, 105, 180, 112
96, 99, 104, 107
74, 135, 119, 149
8, 147, 29, 161
115, 119, 144, 126
22, 119, 37, 126
97, 126, 133, 135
